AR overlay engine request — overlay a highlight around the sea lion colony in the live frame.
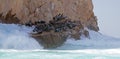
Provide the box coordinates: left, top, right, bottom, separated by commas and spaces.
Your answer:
25, 14, 80, 34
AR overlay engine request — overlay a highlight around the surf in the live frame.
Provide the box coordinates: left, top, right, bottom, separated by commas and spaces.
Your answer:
1, 23, 120, 59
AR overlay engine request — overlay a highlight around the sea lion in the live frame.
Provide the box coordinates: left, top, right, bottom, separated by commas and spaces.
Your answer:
33, 24, 45, 34
53, 14, 67, 21
25, 20, 33, 27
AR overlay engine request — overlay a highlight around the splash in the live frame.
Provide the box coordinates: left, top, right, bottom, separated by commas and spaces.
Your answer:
0, 24, 43, 50
0, 23, 120, 50
1, 23, 120, 59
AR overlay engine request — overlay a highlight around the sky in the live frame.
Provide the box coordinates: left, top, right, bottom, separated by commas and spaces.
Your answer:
92, 0, 120, 38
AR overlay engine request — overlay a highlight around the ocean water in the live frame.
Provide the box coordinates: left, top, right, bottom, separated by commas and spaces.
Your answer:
0, 24, 120, 59
0, 49, 120, 59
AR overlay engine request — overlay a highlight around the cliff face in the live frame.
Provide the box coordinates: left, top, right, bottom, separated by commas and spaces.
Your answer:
0, 0, 97, 27
0, 0, 99, 48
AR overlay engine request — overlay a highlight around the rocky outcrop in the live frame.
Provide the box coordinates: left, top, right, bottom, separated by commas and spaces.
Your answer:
31, 14, 84, 48
0, 0, 99, 48
0, 0, 98, 28
32, 31, 68, 49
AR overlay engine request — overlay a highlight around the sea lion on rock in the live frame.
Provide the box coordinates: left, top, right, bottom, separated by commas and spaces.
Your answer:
66, 21, 76, 29
33, 20, 53, 33
33, 24, 45, 34
33, 25, 43, 34
32, 14, 79, 34
25, 20, 33, 27
44, 24, 53, 32
34, 20, 46, 25
53, 14, 67, 21
39, 20, 46, 24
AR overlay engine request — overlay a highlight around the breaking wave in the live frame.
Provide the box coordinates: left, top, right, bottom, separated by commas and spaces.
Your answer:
0, 24, 43, 50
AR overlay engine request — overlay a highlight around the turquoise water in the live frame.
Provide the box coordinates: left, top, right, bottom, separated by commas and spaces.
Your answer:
0, 50, 120, 59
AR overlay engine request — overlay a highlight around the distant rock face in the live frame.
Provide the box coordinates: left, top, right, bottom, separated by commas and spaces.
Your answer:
0, 0, 99, 48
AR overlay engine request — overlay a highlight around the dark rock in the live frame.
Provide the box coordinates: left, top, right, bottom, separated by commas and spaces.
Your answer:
0, 10, 20, 24
87, 24, 99, 31
25, 21, 33, 27
83, 30, 90, 38
0, 13, 4, 22
0, 13, 3, 17
37, 20, 46, 24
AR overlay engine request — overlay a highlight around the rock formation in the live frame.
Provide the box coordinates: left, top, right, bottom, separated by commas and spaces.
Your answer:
0, 0, 99, 48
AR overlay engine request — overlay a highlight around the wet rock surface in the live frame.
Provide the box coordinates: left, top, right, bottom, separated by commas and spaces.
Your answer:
32, 31, 68, 49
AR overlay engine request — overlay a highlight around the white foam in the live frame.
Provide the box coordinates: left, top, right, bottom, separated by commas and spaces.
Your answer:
57, 30, 120, 50
1, 49, 120, 55
0, 24, 43, 50
1, 23, 120, 52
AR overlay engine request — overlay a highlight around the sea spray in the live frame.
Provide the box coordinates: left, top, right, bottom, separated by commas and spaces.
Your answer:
57, 30, 120, 50
1, 24, 120, 59
0, 24, 43, 50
